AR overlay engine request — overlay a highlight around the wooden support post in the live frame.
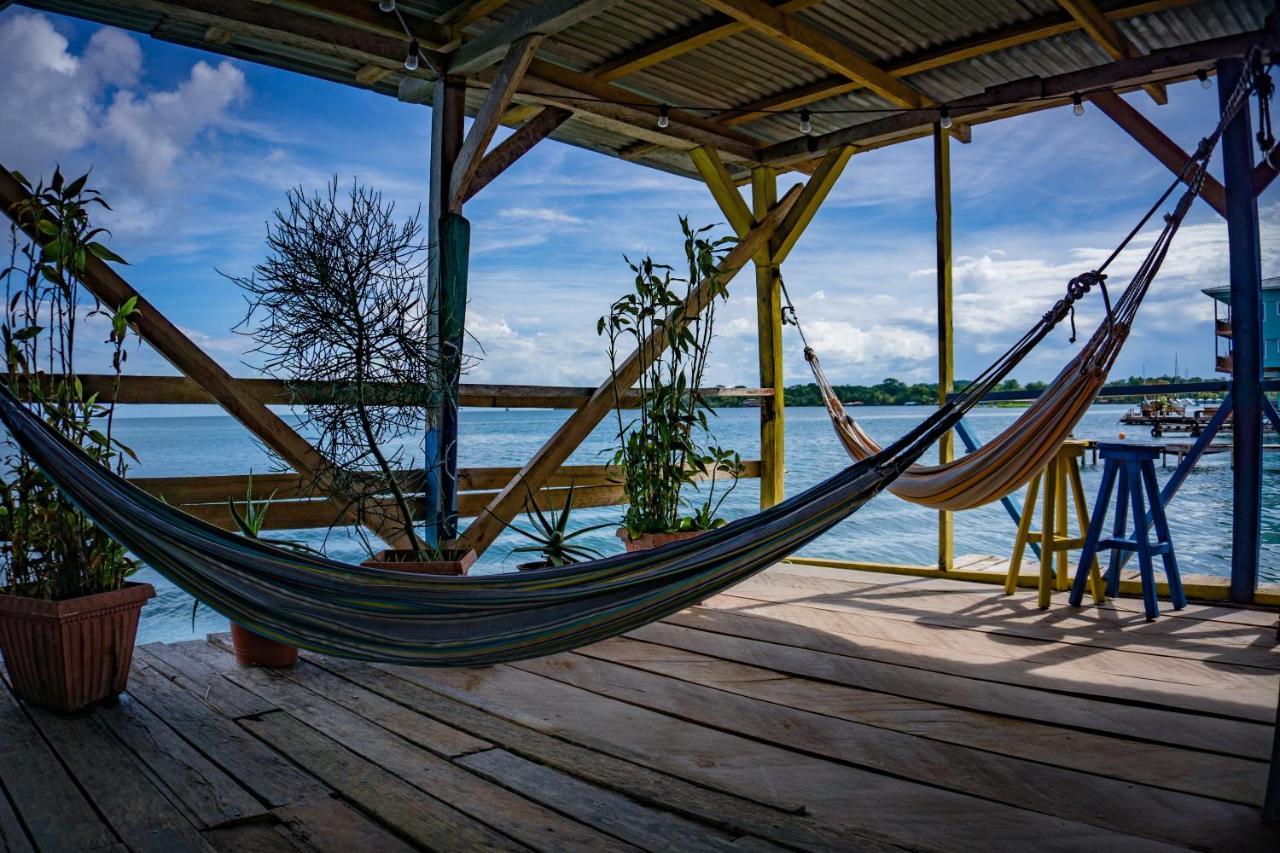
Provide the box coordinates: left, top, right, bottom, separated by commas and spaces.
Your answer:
456, 184, 802, 555
1088, 90, 1227, 218
752, 167, 785, 508
425, 75, 467, 546
933, 122, 954, 571
1217, 58, 1262, 606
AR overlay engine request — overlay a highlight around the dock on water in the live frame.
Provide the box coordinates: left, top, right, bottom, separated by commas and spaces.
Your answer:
1, 563, 1276, 852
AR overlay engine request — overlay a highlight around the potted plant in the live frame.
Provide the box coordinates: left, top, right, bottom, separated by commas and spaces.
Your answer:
598, 219, 745, 553
230, 178, 475, 574
0, 168, 153, 711
497, 482, 611, 570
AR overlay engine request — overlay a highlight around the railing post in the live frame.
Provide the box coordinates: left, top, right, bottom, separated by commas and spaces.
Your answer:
1217, 57, 1263, 604
934, 120, 955, 571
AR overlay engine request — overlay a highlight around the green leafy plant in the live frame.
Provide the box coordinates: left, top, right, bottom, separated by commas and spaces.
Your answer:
497, 482, 612, 568
0, 168, 141, 600
598, 218, 743, 538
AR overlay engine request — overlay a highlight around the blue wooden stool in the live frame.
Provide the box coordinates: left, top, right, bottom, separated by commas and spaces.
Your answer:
1069, 442, 1186, 620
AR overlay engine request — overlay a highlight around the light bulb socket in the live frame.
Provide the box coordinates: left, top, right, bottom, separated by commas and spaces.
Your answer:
798, 108, 812, 134
1197, 69, 1212, 89
657, 104, 670, 129
1071, 92, 1084, 116
939, 105, 952, 129
379, 0, 395, 11
404, 40, 419, 71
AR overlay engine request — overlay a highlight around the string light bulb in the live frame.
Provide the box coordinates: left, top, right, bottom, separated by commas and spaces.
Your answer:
798, 109, 812, 134
1072, 92, 1084, 116
379, 0, 395, 11
939, 105, 952, 129
404, 40, 419, 71
657, 104, 669, 129
1197, 69, 1212, 89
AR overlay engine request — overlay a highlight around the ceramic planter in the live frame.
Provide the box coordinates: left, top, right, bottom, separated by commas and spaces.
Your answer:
0, 582, 155, 712
361, 548, 477, 575
229, 622, 299, 668
616, 528, 707, 553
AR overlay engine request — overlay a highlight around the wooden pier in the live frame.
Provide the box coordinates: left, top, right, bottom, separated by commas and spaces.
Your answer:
1, 563, 1277, 852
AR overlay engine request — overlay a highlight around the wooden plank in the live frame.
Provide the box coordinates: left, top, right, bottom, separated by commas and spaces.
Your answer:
0, 785, 32, 853
462, 107, 572, 204
124, 657, 330, 808
438, 0, 512, 28
1089, 90, 1226, 216
457, 184, 802, 555
0, 676, 119, 851
301, 653, 867, 852
656, 608, 1273, 761
24, 705, 214, 852
516, 651, 1278, 850
450, 34, 544, 210
589, 633, 1266, 805
760, 30, 1258, 163
239, 712, 528, 851
705, 588, 1277, 723
92, 693, 269, 830
691, 146, 754, 236
448, 0, 623, 73
457, 748, 734, 851
137, 643, 279, 719
269, 801, 415, 853
203, 821, 308, 853
697, 0, 927, 109
380, 663, 1180, 852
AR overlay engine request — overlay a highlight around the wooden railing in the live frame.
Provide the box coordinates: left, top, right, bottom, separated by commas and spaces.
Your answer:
130, 461, 761, 533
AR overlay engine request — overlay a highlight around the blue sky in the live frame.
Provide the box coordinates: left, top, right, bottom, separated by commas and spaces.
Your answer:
2, 7, 1277, 392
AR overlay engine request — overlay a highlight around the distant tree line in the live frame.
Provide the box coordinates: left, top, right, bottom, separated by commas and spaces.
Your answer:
710, 374, 1222, 408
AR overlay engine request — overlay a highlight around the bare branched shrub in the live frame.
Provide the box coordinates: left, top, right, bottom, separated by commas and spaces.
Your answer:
229, 178, 443, 557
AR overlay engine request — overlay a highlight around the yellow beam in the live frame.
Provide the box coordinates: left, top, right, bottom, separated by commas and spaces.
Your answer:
1056, 0, 1167, 103
689, 146, 754, 236
697, 0, 929, 109
752, 167, 785, 508
934, 123, 954, 572
770, 145, 853, 265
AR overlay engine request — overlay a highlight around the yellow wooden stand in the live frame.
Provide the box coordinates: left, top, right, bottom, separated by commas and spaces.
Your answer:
1005, 440, 1105, 608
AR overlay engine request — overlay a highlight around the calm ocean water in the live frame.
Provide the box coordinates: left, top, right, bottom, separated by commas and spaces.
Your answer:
99, 404, 1278, 644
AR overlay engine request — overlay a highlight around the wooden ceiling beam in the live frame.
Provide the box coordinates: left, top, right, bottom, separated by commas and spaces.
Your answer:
697, 0, 929, 109
713, 0, 1194, 127
447, 0, 623, 73
1087, 90, 1225, 216
1057, 0, 1167, 104
450, 34, 543, 210
461, 107, 572, 204
591, 0, 824, 83
437, 0, 512, 30
759, 29, 1255, 164
270, 0, 451, 47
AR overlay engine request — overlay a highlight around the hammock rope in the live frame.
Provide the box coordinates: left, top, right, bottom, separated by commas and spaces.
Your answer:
789, 48, 1266, 512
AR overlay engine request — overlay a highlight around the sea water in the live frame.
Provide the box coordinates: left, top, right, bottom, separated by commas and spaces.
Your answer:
93, 404, 1278, 644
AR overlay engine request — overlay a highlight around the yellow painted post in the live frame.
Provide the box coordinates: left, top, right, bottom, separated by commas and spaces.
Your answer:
1005, 472, 1041, 595
752, 166, 785, 508
1039, 455, 1058, 609
934, 121, 954, 571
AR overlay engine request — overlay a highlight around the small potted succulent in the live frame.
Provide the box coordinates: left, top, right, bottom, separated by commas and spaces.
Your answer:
230, 178, 476, 575
599, 218, 745, 552
0, 168, 154, 711
498, 483, 611, 571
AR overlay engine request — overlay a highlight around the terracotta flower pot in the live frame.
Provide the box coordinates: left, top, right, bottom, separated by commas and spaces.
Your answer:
0, 582, 155, 712
616, 528, 707, 553
362, 548, 477, 575
230, 622, 299, 668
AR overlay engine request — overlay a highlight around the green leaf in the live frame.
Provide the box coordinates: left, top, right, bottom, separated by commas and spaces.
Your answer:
87, 242, 127, 265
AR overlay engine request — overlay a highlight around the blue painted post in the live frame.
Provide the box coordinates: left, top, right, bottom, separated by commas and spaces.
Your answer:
1218, 58, 1264, 604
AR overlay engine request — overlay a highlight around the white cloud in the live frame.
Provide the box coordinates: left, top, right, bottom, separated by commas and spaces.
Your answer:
497, 206, 583, 224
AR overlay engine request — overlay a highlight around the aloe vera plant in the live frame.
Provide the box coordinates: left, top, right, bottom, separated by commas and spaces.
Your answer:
500, 482, 612, 569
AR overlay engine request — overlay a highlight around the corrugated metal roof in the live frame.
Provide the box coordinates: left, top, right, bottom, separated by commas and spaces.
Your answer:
15, 0, 1270, 181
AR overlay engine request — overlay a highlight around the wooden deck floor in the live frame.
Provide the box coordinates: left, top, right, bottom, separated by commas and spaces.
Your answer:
1, 563, 1278, 852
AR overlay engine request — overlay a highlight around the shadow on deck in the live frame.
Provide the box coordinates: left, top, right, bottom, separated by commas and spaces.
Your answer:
1, 563, 1277, 852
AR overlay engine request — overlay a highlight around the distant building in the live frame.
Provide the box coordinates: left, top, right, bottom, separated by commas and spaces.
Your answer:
1202, 277, 1280, 376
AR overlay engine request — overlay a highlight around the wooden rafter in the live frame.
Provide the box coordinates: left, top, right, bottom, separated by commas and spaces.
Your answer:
437, 0, 512, 29
1087, 90, 1226, 217
461, 107, 572, 205
711, 0, 1195, 127
1057, 0, 1167, 104
449, 34, 543, 210
590, 0, 824, 83
457, 182, 804, 556
697, 0, 929, 109
759, 30, 1257, 165
447, 0, 623, 74
267, 0, 450, 47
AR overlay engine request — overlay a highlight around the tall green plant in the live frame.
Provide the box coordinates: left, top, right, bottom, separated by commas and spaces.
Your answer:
599, 218, 743, 537
0, 168, 140, 600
